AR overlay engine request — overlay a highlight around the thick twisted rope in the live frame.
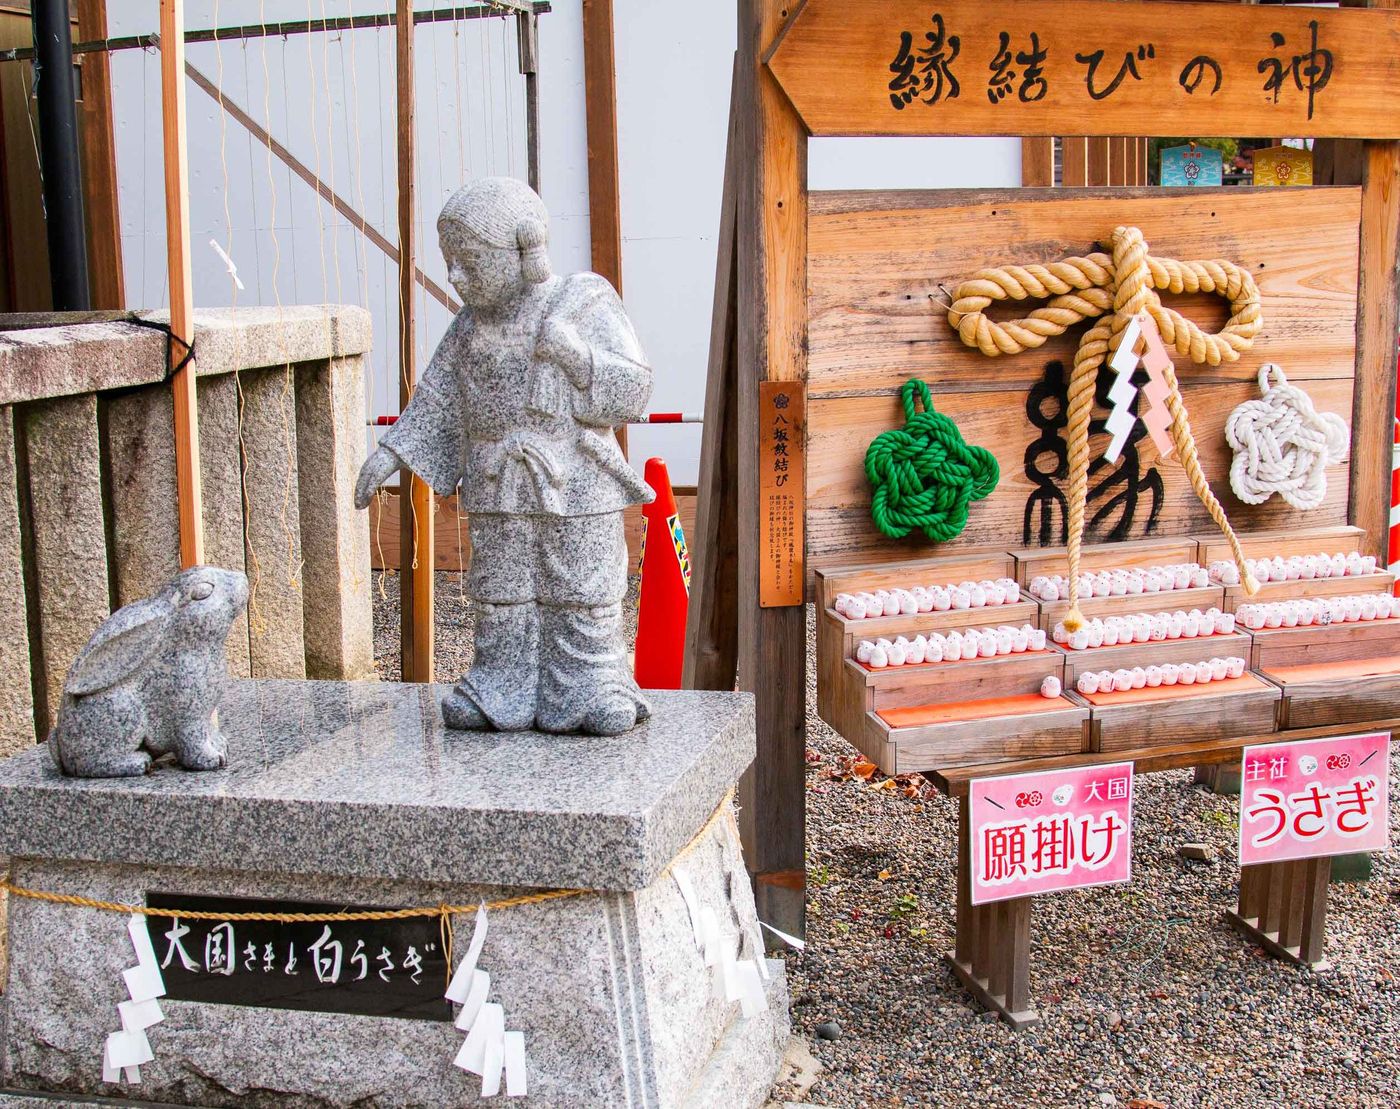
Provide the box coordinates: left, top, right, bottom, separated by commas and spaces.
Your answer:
864, 378, 999, 542
948, 226, 1261, 628
1227, 363, 1350, 511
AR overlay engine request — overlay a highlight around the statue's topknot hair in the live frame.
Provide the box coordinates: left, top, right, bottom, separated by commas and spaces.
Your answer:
438, 176, 552, 284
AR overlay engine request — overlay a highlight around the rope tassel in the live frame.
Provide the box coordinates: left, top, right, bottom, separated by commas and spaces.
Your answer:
947, 226, 1262, 628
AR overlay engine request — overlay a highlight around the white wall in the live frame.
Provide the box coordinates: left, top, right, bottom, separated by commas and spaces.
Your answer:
108, 2, 1020, 485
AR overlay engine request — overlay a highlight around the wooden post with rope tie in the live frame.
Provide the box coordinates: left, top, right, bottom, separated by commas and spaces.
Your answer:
945, 225, 1264, 630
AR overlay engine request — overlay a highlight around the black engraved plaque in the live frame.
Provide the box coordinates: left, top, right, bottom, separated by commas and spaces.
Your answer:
144, 893, 452, 1022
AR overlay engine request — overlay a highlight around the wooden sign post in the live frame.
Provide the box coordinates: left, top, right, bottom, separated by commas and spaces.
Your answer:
397, 0, 434, 682
159, 0, 204, 567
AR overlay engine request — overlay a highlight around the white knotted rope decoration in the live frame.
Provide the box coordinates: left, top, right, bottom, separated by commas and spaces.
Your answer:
1226, 364, 1349, 510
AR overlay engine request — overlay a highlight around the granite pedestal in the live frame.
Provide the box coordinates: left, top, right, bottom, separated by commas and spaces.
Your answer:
0, 681, 787, 1108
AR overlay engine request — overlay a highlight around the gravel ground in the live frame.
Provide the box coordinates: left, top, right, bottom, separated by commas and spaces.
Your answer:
374, 576, 1400, 1109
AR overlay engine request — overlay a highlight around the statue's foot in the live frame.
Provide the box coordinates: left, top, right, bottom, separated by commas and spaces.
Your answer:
441, 688, 493, 731
579, 697, 642, 736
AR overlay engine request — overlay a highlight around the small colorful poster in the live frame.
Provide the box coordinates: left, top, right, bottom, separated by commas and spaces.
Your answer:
1239, 733, 1390, 866
1160, 144, 1223, 187
969, 762, 1133, 905
1253, 145, 1314, 187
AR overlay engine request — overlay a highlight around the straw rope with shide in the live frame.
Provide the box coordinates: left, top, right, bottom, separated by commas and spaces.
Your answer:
945, 225, 1263, 629
0, 788, 739, 988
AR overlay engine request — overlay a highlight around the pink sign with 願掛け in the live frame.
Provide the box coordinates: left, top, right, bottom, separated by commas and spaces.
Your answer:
1239, 733, 1390, 867
969, 762, 1134, 905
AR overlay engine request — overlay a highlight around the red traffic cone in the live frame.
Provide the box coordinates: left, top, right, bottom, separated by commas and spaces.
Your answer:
635, 457, 691, 689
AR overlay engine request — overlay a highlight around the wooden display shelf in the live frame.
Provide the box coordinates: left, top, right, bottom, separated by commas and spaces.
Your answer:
1220, 570, 1395, 611
1249, 618, 1400, 729
850, 650, 1061, 713
1195, 524, 1366, 568
816, 554, 1063, 772
832, 651, 1082, 774
1055, 631, 1254, 685
1247, 617, 1400, 670
822, 599, 1041, 649
815, 551, 1018, 609
1010, 537, 1201, 586
818, 585, 1084, 772
1080, 672, 1282, 751
1264, 655, 1400, 730
866, 692, 1091, 775
1037, 585, 1225, 631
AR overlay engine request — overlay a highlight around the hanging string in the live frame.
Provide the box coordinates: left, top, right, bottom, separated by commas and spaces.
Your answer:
138, 52, 150, 303
503, 7, 517, 180
305, 0, 329, 303
481, 3, 496, 170
346, 18, 388, 603
239, 40, 265, 303
319, 0, 344, 307
453, 13, 467, 176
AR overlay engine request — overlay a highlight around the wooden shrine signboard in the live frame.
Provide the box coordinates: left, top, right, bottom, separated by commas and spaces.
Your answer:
766, 0, 1400, 138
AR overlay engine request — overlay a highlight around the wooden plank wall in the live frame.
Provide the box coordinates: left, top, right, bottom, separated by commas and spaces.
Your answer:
805, 186, 1362, 578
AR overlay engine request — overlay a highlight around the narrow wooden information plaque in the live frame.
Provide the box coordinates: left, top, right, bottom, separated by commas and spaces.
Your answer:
759, 381, 805, 607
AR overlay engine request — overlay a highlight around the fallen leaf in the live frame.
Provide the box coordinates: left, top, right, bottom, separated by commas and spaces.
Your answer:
1127, 1100, 1167, 1109
877, 869, 893, 881
852, 758, 878, 780
872, 778, 896, 791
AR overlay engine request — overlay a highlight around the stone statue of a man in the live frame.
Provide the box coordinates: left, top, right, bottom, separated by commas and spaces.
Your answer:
355, 177, 653, 735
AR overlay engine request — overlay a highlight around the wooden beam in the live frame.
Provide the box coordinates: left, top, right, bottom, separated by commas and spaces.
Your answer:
737, 0, 808, 940
1350, 0, 1400, 562
159, 0, 203, 566
684, 60, 741, 693
582, 0, 623, 291
397, 0, 433, 682
1086, 137, 1109, 188
1061, 137, 1087, 187
0, 3, 547, 62
516, 10, 541, 193
581, 0, 625, 457
1020, 137, 1053, 187
76, 0, 123, 309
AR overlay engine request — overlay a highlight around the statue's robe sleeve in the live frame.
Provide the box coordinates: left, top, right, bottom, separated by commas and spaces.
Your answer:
379, 311, 474, 497
534, 273, 655, 506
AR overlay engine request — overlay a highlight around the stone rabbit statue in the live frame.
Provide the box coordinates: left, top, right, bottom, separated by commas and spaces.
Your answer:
49, 566, 249, 778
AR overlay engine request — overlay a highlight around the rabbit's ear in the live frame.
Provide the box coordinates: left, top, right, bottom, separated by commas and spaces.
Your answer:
65, 597, 175, 696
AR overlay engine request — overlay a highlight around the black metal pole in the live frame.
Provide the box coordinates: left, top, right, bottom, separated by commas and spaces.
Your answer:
32, 0, 90, 311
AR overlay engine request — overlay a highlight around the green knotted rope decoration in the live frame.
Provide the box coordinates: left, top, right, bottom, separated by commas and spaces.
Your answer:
864, 378, 999, 542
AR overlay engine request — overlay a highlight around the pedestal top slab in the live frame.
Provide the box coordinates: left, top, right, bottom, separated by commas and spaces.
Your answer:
0, 680, 755, 891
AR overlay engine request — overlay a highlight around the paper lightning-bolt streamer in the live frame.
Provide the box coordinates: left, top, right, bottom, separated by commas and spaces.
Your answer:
1103, 315, 1143, 464
445, 905, 527, 1098
101, 914, 167, 1086
1137, 314, 1178, 458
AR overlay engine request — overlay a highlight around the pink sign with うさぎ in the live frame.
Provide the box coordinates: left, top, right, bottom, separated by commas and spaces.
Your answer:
1239, 733, 1390, 867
